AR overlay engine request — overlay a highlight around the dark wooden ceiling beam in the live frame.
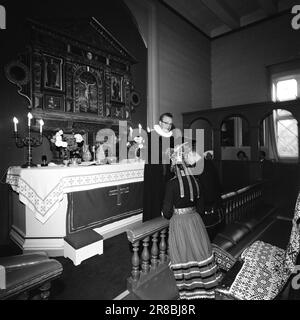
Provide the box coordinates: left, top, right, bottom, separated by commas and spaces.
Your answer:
257, 0, 278, 16
201, 0, 240, 30
161, 0, 211, 37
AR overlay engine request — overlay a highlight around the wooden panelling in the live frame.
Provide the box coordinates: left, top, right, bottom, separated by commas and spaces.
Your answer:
157, 3, 211, 129
212, 13, 300, 108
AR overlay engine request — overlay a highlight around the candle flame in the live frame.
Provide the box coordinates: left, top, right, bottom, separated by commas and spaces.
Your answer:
40, 119, 44, 126
13, 117, 19, 124
27, 112, 33, 119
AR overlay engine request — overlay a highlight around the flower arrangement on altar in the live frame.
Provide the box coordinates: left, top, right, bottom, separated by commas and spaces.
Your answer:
132, 136, 145, 149
51, 130, 84, 160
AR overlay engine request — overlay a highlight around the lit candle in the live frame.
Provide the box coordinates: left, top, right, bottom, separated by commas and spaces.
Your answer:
147, 126, 150, 133
13, 117, 19, 132
138, 124, 142, 135
39, 119, 44, 134
27, 112, 33, 127
129, 126, 133, 139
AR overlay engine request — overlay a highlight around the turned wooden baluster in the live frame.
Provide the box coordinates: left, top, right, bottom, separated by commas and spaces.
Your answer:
231, 198, 234, 222
259, 189, 263, 206
244, 194, 248, 217
256, 189, 262, 206
234, 195, 238, 221
227, 200, 231, 223
241, 195, 245, 218
250, 191, 254, 211
232, 198, 236, 223
141, 236, 150, 274
159, 228, 168, 263
151, 232, 159, 270
233, 197, 237, 221
253, 190, 257, 209
225, 201, 230, 224
226, 200, 230, 224
236, 195, 241, 220
247, 193, 250, 216
240, 195, 245, 219
131, 241, 140, 281
239, 195, 243, 220
230, 198, 234, 222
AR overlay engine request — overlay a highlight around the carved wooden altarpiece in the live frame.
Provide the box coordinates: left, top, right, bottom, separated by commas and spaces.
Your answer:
6, 17, 139, 145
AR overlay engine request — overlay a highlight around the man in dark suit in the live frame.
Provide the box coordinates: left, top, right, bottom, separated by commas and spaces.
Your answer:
143, 113, 174, 222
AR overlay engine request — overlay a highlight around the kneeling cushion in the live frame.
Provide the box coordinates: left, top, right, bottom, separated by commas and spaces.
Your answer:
65, 229, 103, 249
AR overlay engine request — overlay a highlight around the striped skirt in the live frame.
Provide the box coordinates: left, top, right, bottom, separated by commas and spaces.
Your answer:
169, 207, 221, 300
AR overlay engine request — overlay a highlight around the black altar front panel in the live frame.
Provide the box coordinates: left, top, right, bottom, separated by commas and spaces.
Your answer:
67, 182, 143, 233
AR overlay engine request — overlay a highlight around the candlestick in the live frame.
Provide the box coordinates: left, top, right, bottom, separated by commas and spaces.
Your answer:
92, 145, 96, 162
13, 113, 43, 168
39, 119, 44, 134
13, 117, 18, 132
27, 112, 33, 127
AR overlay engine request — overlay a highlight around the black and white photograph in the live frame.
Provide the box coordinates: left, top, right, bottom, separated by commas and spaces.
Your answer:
1, 0, 300, 308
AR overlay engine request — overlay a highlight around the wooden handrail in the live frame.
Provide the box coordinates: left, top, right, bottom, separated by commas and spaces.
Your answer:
220, 181, 265, 224
127, 181, 265, 243
221, 191, 236, 200
222, 181, 264, 199
126, 217, 169, 243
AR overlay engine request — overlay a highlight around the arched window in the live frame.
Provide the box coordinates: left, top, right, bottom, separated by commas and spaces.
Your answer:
273, 109, 298, 159
270, 74, 299, 160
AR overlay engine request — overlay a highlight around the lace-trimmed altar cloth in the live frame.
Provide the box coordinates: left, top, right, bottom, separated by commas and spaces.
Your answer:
224, 191, 300, 300
6, 162, 144, 224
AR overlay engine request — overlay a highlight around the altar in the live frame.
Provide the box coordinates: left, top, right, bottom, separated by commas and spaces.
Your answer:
6, 161, 145, 258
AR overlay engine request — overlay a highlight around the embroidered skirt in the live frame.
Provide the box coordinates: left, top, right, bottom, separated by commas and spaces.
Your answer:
169, 207, 221, 299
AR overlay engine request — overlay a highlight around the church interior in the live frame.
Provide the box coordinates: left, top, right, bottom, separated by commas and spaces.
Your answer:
0, 0, 300, 301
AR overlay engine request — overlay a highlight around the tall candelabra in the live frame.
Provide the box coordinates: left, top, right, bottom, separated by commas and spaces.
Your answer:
13, 113, 44, 168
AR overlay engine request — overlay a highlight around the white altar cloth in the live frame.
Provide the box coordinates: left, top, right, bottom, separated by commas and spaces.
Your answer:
6, 161, 145, 224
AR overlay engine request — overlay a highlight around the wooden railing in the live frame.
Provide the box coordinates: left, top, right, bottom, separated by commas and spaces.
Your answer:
126, 217, 170, 290
221, 181, 264, 224
125, 181, 266, 292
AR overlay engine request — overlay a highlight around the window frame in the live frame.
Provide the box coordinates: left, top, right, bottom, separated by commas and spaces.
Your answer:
270, 72, 299, 161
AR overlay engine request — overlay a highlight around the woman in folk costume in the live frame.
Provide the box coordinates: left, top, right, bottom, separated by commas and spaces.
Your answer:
161, 143, 221, 299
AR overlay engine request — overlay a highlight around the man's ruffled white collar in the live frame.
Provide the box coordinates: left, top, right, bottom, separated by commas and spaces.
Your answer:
153, 124, 173, 138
